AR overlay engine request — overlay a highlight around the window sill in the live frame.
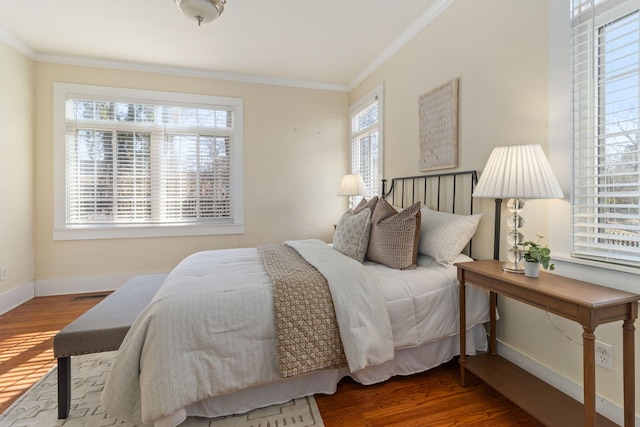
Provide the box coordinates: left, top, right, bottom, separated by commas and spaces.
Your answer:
553, 253, 640, 276
53, 223, 245, 241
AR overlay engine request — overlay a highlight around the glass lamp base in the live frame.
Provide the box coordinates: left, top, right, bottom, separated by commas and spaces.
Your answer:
504, 198, 525, 274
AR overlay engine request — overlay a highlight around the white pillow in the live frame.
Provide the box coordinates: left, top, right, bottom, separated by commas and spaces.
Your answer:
333, 208, 372, 263
418, 207, 483, 267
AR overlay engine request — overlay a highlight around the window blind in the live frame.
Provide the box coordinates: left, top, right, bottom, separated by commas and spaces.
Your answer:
65, 99, 235, 226
350, 91, 382, 200
571, 0, 640, 266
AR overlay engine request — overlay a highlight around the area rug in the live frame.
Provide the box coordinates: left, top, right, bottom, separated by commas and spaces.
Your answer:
0, 351, 324, 427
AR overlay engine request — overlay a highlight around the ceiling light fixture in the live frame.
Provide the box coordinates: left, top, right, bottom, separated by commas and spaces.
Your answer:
175, 0, 226, 26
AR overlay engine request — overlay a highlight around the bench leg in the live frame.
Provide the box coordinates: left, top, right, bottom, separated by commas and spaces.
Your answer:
57, 357, 70, 419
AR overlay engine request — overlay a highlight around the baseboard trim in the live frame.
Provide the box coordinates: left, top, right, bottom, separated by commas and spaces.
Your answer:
34, 274, 138, 296
0, 274, 168, 314
0, 281, 35, 315
497, 340, 631, 426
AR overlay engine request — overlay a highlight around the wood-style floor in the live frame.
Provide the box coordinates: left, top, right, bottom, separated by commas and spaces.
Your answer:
0, 293, 543, 426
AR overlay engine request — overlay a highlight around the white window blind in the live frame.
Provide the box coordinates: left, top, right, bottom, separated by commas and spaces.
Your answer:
54, 84, 243, 239
571, 0, 640, 266
350, 84, 384, 200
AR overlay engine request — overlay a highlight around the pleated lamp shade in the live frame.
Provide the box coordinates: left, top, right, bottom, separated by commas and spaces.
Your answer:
473, 144, 564, 199
338, 174, 366, 196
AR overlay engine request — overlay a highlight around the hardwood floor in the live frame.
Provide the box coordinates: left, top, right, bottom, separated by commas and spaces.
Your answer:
315, 363, 543, 426
0, 293, 543, 426
0, 292, 108, 414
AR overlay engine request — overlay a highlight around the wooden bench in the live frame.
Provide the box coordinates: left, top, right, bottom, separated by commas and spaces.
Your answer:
52, 274, 166, 419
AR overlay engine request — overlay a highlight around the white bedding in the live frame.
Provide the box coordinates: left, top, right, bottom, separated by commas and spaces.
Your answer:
369, 253, 489, 350
101, 241, 490, 426
186, 252, 490, 420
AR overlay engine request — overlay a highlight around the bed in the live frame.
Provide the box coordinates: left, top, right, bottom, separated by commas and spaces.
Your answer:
101, 170, 491, 427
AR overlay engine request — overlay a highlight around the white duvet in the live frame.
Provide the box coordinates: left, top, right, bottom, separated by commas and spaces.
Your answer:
101, 239, 394, 425
367, 253, 488, 350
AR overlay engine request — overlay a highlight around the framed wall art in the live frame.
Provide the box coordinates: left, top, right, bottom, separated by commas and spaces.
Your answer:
418, 78, 459, 171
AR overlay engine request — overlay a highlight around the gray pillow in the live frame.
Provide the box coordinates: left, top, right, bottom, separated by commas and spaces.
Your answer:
333, 208, 372, 263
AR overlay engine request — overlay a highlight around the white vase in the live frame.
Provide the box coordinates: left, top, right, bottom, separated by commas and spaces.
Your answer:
524, 261, 540, 278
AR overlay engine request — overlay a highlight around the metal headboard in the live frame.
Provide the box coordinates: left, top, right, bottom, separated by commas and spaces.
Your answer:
381, 170, 479, 258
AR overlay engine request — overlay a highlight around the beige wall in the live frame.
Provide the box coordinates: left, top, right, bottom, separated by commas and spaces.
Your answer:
0, 41, 34, 296
34, 63, 349, 283
351, 0, 637, 419
351, 0, 550, 262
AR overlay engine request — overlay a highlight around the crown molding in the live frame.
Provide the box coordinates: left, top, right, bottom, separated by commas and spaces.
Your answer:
1, 0, 454, 94
348, 0, 455, 91
36, 53, 350, 92
0, 25, 35, 59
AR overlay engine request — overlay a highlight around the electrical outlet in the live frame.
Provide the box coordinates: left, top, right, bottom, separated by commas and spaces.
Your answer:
595, 340, 613, 370
0, 266, 7, 281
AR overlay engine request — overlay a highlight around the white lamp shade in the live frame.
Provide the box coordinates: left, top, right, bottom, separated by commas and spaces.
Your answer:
175, 0, 224, 24
473, 144, 564, 199
338, 174, 366, 196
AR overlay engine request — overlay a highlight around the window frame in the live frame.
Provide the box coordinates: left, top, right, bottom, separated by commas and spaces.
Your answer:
53, 83, 244, 240
570, 0, 640, 267
349, 83, 384, 200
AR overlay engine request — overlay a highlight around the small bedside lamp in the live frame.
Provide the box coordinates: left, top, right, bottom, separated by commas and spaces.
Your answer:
473, 144, 564, 272
338, 174, 366, 210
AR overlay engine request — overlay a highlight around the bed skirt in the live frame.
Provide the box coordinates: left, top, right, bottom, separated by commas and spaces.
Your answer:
179, 323, 487, 421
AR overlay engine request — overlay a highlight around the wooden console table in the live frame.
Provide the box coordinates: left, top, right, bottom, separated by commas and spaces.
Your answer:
456, 259, 639, 427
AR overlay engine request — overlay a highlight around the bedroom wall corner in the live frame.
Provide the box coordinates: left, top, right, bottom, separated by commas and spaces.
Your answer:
348, 0, 551, 263
0, 39, 35, 310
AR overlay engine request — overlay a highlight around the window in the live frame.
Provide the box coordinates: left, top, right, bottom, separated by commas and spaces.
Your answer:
53, 83, 244, 240
571, 0, 640, 266
349, 84, 384, 201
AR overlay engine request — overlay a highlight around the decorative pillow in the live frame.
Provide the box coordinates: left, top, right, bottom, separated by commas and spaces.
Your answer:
366, 199, 421, 270
353, 196, 378, 215
333, 208, 372, 263
418, 207, 483, 267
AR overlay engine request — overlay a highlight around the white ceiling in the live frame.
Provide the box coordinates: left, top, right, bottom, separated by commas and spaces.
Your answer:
0, 0, 450, 91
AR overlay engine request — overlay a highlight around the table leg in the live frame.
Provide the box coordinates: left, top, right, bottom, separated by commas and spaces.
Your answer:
489, 291, 497, 355
582, 326, 596, 427
622, 318, 635, 427
459, 279, 467, 387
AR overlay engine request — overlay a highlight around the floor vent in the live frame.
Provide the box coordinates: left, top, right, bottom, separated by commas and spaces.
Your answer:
72, 294, 109, 301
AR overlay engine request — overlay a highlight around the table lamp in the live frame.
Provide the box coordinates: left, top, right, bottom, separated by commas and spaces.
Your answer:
338, 174, 366, 210
473, 144, 564, 272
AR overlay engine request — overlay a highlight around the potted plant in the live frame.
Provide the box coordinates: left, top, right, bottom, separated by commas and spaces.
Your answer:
521, 235, 555, 278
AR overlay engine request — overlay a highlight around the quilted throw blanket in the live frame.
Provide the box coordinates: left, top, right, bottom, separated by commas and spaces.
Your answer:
258, 244, 347, 377
101, 239, 393, 425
